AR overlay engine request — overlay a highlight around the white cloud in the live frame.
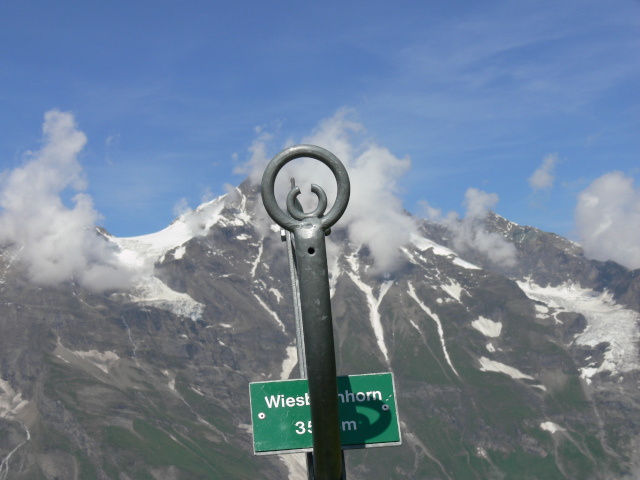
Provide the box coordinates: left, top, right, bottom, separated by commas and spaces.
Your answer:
575, 171, 640, 269
0, 110, 136, 291
528, 153, 558, 192
200, 186, 215, 204
233, 129, 274, 184
105, 132, 120, 147
172, 197, 191, 217
239, 108, 418, 274
423, 188, 517, 267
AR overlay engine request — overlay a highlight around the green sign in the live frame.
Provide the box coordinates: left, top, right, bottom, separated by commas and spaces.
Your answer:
249, 372, 401, 455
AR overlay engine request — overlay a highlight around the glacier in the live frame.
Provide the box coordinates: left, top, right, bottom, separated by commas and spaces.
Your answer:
517, 279, 640, 383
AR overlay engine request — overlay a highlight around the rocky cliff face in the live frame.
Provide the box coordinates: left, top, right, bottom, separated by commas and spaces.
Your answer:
1, 181, 639, 479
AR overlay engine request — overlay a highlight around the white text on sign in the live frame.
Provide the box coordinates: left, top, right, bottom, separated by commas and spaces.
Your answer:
265, 389, 382, 409
294, 420, 357, 434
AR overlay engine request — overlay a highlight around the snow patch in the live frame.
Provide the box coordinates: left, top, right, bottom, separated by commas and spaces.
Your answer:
534, 303, 549, 318
410, 234, 480, 269
55, 355, 70, 364
408, 282, 460, 377
518, 279, 640, 383
346, 251, 360, 273
452, 257, 479, 270
476, 447, 489, 460
111, 194, 227, 268
251, 243, 263, 278
471, 317, 502, 338
348, 273, 392, 364
441, 280, 465, 302
400, 246, 417, 264
478, 357, 534, 380
0, 420, 30, 479
236, 234, 251, 241
72, 350, 120, 374
114, 220, 195, 269
280, 346, 298, 380
110, 197, 223, 320
540, 421, 565, 434
328, 252, 341, 299
580, 367, 599, 384
254, 294, 285, 333
270, 288, 283, 303
128, 277, 204, 321
0, 377, 28, 420
238, 423, 252, 435
234, 188, 251, 224
173, 245, 186, 260
486, 343, 495, 353
279, 454, 307, 480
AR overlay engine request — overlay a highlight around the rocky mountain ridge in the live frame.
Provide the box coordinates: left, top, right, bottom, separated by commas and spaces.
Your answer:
1, 180, 639, 479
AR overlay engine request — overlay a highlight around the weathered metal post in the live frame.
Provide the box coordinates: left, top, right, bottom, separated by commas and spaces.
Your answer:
261, 144, 349, 480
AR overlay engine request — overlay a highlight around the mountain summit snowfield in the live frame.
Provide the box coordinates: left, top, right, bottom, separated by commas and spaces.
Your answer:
1, 177, 640, 479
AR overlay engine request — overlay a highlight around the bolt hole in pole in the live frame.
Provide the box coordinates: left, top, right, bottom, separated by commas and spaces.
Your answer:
261, 144, 350, 480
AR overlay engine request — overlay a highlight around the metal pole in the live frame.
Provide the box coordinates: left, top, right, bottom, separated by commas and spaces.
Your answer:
262, 145, 350, 480
283, 183, 316, 480
285, 218, 347, 480
284, 180, 307, 380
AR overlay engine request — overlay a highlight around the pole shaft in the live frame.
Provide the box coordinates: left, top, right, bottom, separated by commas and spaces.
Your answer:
293, 218, 342, 479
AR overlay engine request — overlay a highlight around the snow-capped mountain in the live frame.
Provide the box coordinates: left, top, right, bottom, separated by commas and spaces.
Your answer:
1, 179, 639, 479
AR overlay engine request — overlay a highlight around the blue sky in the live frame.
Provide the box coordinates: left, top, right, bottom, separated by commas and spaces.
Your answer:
0, 1, 638, 252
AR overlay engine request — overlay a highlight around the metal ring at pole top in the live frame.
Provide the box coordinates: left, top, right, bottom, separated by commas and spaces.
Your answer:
261, 144, 350, 232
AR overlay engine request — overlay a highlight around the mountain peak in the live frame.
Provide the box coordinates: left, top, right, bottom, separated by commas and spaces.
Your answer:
2, 182, 640, 478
